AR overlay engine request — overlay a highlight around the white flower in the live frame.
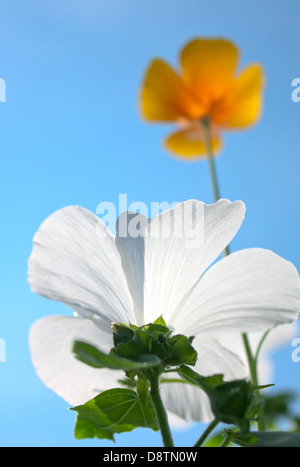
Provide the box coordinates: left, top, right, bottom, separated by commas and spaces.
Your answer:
28, 200, 300, 423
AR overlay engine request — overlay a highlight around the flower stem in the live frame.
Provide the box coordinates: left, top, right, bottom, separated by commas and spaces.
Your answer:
255, 330, 271, 363
242, 332, 266, 431
203, 121, 221, 202
194, 419, 219, 447
201, 117, 265, 429
149, 373, 174, 447
242, 333, 257, 385
201, 118, 229, 255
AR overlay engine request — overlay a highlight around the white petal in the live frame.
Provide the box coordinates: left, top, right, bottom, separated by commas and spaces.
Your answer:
192, 335, 247, 379
29, 315, 122, 406
28, 206, 134, 330
177, 248, 300, 336
115, 212, 147, 326
161, 336, 247, 423
161, 380, 213, 423
143, 199, 245, 324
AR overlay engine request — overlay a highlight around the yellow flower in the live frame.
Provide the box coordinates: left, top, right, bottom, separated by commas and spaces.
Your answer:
140, 38, 264, 159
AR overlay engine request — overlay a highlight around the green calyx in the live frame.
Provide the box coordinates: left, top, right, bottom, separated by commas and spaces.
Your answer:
178, 366, 273, 433
210, 380, 261, 432
111, 318, 197, 369
73, 316, 197, 381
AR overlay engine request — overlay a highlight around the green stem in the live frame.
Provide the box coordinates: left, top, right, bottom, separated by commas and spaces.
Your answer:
242, 333, 257, 384
201, 117, 265, 430
202, 117, 221, 199
194, 419, 219, 447
255, 330, 271, 363
243, 333, 266, 431
149, 373, 174, 447
219, 432, 234, 448
252, 331, 271, 431
201, 118, 229, 255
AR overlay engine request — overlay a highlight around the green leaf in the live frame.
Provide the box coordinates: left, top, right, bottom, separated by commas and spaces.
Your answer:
292, 418, 300, 433
71, 388, 159, 441
73, 341, 161, 370
263, 391, 297, 429
231, 431, 300, 447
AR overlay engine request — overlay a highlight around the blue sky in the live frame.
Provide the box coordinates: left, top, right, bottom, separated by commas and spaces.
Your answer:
0, 0, 300, 446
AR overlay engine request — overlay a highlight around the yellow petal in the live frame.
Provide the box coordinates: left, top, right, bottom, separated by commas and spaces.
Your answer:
165, 127, 222, 160
140, 59, 204, 122
180, 38, 239, 105
226, 64, 264, 128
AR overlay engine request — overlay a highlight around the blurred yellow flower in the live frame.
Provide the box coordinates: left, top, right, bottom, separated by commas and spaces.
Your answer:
140, 38, 264, 159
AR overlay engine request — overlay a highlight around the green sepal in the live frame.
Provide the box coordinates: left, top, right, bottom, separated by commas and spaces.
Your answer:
73, 341, 162, 371
153, 316, 167, 326
177, 365, 225, 390
114, 328, 152, 359
163, 335, 197, 366
252, 384, 275, 391
111, 323, 135, 347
